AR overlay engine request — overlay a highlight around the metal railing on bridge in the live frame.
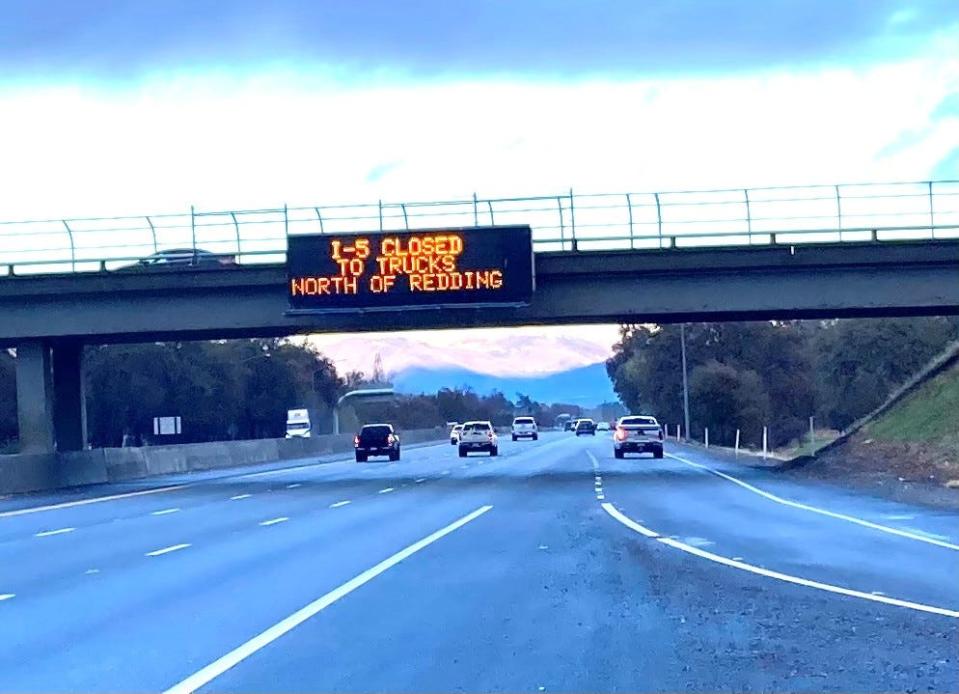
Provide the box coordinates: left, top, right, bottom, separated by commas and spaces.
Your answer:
1, 180, 958, 275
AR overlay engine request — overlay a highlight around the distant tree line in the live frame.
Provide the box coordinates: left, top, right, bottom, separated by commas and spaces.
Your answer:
606, 317, 959, 448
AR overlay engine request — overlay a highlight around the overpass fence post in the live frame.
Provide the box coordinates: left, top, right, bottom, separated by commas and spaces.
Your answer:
61, 220, 76, 272
654, 192, 663, 248
834, 185, 843, 242
145, 216, 158, 254
569, 188, 576, 251
284, 204, 289, 239
735, 429, 741, 457
472, 193, 479, 227
704, 426, 709, 448
762, 426, 768, 460
230, 212, 241, 256
487, 200, 495, 225
743, 188, 753, 243
190, 205, 197, 265
314, 207, 325, 233
378, 200, 383, 232
556, 196, 565, 249
400, 203, 409, 230
928, 181, 936, 236
625, 193, 634, 249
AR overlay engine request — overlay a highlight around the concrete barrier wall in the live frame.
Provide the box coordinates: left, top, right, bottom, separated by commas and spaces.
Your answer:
0, 427, 447, 495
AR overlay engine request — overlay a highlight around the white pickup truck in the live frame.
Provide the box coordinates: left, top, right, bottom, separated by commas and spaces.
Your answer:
458, 421, 499, 457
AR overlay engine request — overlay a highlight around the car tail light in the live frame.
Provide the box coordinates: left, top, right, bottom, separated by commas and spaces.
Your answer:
614, 427, 627, 441
487, 431, 494, 440
387, 434, 395, 444
353, 435, 360, 447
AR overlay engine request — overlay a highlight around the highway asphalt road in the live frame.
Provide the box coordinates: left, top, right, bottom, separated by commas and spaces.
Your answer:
0, 431, 957, 692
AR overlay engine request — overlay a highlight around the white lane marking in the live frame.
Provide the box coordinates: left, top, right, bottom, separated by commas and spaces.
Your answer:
601, 503, 959, 619
286, 483, 302, 489
85, 569, 100, 575
602, 503, 659, 538
230, 494, 252, 501
0, 594, 14, 601
378, 487, 395, 494
441, 470, 450, 475
151, 508, 181, 516
596, 493, 605, 500
259, 517, 289, 526
164, 504, 494, 694
35, 527, 76, 537
901, 527, 952, 541
145, 543, 191, 557
883, 514, 914, 521
666, 453, 959, 551
460, 464, 470, 469
683, 537, 715, 547
414, 478, 427, 484
329, 500, 351, 509
0, 484, 189, 518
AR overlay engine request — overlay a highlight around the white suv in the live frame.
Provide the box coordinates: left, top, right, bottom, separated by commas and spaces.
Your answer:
511, 416, 538, 441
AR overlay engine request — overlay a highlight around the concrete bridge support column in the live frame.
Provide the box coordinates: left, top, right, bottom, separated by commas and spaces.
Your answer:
15, 340, 87, 454
15, 341, 55, 454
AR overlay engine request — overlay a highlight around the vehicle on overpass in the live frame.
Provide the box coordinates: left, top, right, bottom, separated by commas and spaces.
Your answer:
458, 421, 498, 457
511, 416, 538, 441
614, 415, 664, 459
354, 424, 401, 462
449, 424, 463, 445
285, 409, 311, 439
123, 248, 236, 269
574, 418, 597, 436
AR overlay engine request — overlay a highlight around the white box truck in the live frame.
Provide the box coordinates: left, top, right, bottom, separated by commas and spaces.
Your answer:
285, 409, 312, 438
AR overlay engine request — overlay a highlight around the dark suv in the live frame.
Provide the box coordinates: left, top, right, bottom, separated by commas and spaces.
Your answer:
354, 424, 400, 462
575, 418, 597, 436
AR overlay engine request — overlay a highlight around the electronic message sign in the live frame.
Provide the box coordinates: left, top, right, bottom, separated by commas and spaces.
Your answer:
286, 225, 534, 312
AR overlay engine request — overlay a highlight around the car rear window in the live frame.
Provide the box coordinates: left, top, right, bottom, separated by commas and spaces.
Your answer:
620, 417, 657, 426
464, 422, 492, 431
514, 417, 534, 424
361, 425, 392, 437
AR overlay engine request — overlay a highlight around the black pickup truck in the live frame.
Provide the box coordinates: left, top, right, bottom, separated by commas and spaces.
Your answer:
354, 424, 401, 462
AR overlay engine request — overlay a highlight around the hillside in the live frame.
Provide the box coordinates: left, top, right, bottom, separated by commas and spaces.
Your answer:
795, 349, 959, 508
392, 362, 618, 407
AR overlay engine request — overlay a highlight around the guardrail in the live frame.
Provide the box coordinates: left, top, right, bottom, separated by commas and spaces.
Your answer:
2, 180, 958, 276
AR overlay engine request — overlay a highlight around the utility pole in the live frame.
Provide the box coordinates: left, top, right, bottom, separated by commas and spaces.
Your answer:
680, 323, 691, 443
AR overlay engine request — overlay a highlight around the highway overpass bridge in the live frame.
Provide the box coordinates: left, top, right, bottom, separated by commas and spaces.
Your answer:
2, 180, 958, 456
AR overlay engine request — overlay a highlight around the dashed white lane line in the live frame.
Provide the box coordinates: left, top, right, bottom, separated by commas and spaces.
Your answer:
84, 569, 100, 575
163, 504, 494, 694
378, 487, 395, 495
286, 483, 302, 489
441, 470, 451, 475
259, 517, 289, 526
666, 452, 959, 551
35, 527, 76, 537
230, 494, 252, 501
151, 508, 181, 516
145, 543, 191, 557
329, 500, 351, 509
0, 484, 190, 518
414, 478, 427, 484
601, 502, 959, 619
0, 594, 14, 601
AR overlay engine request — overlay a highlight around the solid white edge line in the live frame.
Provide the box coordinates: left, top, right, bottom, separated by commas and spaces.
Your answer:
145, 543, 191, 557
600, 502, 959, 619
151, 508, 181, 516
329, 500, 351, 508
0, 484, 190, 518
163, 504, 494, 694
34, 527, 77, 537
601, 503, 660, 538
230, 494, 252, 500
259, 517, 289, 526
666, 453, 959, 551
378, 487, 394, 494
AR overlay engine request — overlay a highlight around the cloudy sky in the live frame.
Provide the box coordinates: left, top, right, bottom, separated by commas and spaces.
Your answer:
2, 1, 957, 374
